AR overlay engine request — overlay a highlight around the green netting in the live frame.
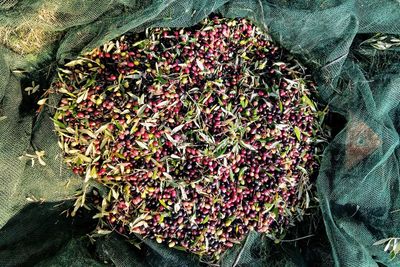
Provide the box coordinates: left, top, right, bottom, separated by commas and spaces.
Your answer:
0, 0, 399, 266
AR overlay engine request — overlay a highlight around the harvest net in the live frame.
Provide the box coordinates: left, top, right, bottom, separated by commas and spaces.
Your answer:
0, 1, 399, 267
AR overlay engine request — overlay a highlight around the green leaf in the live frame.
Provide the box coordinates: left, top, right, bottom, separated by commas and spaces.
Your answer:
152, 169, 159, 179
201, 215, 210, 224
173, 246, 187, 252
116, 152, 125, 159
264, 203, 274, 212
215, 139, 228, 157
229, 169, 235, 182
90, 166, 98, 178
52, 118, 67, 129
238, 167, 247, 180
225, 216, 236, 227
132, 39, 150, 48
155, 76, 168, 84
159, 199, 169, 209
273, 207, 279, 218
58, 87, 76, 98
114, 120, 123, 131
296, 165, 308, 175
294, 126, 301, 141
84, 76, 97, 88
302, 95, 316, 111
227, 102, 232, 112
240, 99, 245, 108
111, 187, 119, 200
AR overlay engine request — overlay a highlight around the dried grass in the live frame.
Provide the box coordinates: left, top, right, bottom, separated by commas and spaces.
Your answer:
37, 2, 60, 26
0, 24, 61, 55
0, 3, 62, 55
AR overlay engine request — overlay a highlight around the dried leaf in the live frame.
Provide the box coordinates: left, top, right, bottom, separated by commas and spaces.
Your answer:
171, 124, 185, 135
64, 59, 85, 67
37, 156, 46, 166
156, 100, 169, 108
180, 186, 188, 200
374, 238, 392, 246
198, 131, 214, 144
174, 203, 181, 213
240, 140, 256, 150
135, 140, 148, 150
137, 104, 148, 116
163, 172, 173, 179
76, 89, 89, 104
164, 133, 176, 144
37, 98, 48, 106
196, 59, 205, 71
385, 240, 392, 252
80, 129, 96, 139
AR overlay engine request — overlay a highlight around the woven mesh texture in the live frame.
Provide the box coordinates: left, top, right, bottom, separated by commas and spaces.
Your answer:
0, 0, 399, 266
